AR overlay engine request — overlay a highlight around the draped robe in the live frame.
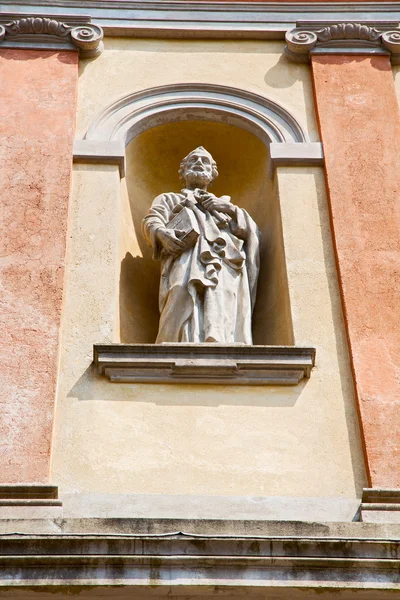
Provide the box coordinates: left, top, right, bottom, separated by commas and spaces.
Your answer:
142, 189, 260, 344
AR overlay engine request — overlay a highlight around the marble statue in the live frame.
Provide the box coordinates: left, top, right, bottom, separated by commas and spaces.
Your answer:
142, 147, 260, 344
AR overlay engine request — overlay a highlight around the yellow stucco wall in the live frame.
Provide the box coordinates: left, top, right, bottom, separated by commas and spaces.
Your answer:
75, 38, 318, 141
51, 38, 366, 498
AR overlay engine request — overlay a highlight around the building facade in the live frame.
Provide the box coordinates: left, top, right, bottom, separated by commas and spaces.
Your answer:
0, 0, 400, 597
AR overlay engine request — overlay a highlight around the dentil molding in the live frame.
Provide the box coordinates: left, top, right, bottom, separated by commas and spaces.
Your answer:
0, 15, 103, 57
285, 22, 400, 63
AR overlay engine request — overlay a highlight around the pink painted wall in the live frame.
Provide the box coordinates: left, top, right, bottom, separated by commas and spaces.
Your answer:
312, 55, 400, 488
0, 49, 78, 483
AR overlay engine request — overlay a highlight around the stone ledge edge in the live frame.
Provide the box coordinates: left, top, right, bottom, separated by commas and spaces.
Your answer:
360, 488, 400, 522
0, 484, 59, 500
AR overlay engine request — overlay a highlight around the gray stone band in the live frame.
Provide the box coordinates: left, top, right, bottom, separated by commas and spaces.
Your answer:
1, 520, 400, 591
2, 2, 400, 40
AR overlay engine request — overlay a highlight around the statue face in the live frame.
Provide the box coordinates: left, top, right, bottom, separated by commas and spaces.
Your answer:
183, 151, 215, 187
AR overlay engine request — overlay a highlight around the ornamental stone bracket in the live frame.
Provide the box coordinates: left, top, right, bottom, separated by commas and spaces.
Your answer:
285, 21, 400, 63
94, 344, 316, 385
0, 15, 103, 57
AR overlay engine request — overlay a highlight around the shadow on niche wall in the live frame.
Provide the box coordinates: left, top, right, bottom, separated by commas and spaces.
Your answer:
119, 119, 294, 346
69, 363, 306, 407
120, 253, 160, 344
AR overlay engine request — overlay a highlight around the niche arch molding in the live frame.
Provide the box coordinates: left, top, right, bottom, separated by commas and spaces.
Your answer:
74, 83, 323, 175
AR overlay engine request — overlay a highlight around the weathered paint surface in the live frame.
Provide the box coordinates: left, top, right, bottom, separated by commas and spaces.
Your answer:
312, 55, 400, 487
0, 49, 78, 483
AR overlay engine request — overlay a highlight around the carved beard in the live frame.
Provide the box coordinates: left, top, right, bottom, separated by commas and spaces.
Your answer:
184, 169, 213, 188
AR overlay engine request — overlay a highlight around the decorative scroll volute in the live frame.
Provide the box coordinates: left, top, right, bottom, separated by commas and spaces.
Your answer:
285, 30, 318, 62
381, 30, 400, 60
0, 16, 103, 57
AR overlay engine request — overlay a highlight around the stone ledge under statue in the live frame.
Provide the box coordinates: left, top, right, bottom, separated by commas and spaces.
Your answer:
94, 344, 315, 385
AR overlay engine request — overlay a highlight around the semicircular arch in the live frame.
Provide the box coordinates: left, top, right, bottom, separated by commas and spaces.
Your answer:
84, 83, 308, 146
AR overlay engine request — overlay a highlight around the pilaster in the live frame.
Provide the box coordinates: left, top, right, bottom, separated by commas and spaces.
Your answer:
0, 15, 102, 494
286, 23, 400, 509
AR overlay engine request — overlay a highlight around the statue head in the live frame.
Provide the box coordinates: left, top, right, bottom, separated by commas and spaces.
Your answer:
179, 147, 218, 189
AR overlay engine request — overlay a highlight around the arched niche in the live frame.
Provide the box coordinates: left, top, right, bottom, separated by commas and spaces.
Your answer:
78, 83, 316, 347
119, 120, 294, 346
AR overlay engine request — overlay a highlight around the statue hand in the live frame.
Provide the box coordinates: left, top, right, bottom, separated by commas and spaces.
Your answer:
157, 228, 187, 256
201, 194, 236, 217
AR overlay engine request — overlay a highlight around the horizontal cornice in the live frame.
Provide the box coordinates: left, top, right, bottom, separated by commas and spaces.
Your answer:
1, 2, 400, 39
1, 527, 400, 590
